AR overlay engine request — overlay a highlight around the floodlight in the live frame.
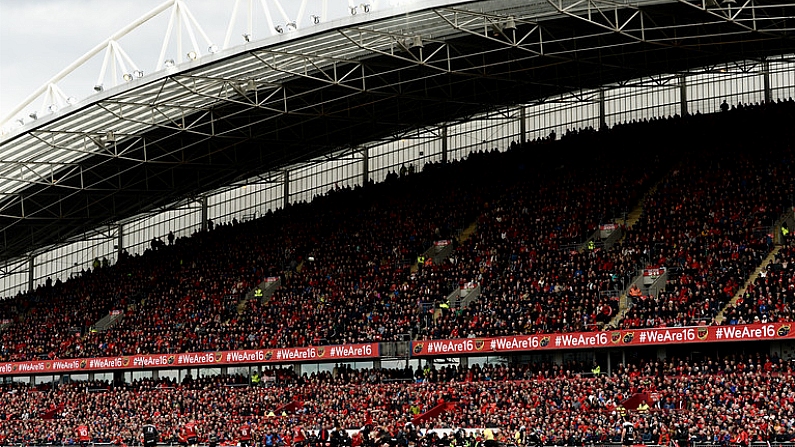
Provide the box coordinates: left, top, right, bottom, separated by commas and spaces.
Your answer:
243, 33, 251, 42
94, 84, 104, 92
350, 6, 357, 15
361, 3, 371, 13
286, 22, 297, 31
133, 70, 144, 78
275, 25, 283, 33
123, 73, 134, 82
311, 15, 320, 24
187, 51, 198, 60
47, 104, 58, 113
505, 16, 516, 30
164, 59, 175, 68
208, 44, 219, 53
67, 97, 78, 104
29, 112, 38, 120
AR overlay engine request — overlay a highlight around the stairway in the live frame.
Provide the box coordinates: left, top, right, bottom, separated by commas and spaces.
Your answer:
237, 277, 282, 315
91, 311, 124, 332
457, 221, 478, 243
606, 294, 630, 329
617, 173, 670, 230
714, 246, 781, 324
411, 400, 459, 425
411, 221, 478, 274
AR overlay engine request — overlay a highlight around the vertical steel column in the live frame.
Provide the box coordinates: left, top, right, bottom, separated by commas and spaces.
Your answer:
441, 125, 448, 163
679, 74, 688, 117
362, 147, 369, 184
598, 89, 607, 129
519, 106, 527, 143
200, 196, 208, 232
117, 224, 124, 260
28, 256, 34, 292
763, 58, 772, 103
283, 169, 290, 209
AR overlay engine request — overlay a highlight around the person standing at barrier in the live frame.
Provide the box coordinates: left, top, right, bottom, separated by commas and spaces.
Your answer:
239, 421, 254, 447
142, 419, 159, 447
76, 424, 91, 447
183, 420, 199, 447
621, 418, 635, 447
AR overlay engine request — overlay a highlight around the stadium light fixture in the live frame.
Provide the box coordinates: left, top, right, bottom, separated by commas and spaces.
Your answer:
29, 112, 38, 120
286, 22, 297, 31
505, 16, 516, 30
67, 97, 78, 104
208, 44, 219, 54
413, 36, 423, 48
275, 25, 284, 33
47, 104, 58, 113
187, 51, 198, 60
361, 3, 371, 13
243, 33, 251, 42
164, 59, 175, 68
311, 15, 320, 24
94, 84, 104, 92
123, 73, 134, 82
133, 70, 144, 78
350, 6, 357, 15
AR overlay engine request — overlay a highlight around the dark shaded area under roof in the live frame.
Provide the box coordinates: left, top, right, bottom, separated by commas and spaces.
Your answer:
1, 0, 794, 261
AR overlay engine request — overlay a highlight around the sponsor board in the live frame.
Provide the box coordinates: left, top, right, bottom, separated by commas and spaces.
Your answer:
0, 343, 378, 376
410, 323, 795, 356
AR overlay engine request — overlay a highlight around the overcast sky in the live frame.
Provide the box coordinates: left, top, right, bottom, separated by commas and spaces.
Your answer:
0, 0, 406, 127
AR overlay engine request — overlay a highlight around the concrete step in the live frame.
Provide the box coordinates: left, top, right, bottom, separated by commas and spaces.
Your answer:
714, 246, 781, 324
605, 294, 629, 329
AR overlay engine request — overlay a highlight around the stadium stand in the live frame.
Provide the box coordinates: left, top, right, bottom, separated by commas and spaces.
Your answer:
1, 102, 795, 446
2, 100, 795, 362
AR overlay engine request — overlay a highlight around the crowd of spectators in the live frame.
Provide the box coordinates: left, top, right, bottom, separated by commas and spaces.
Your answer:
721, 246, 795, 325
618, 145, 792, 328
2, 353, 795, 444
1, 100, 794, 363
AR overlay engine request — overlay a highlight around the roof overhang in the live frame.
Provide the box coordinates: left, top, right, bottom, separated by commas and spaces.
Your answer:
1, 0, 794, 260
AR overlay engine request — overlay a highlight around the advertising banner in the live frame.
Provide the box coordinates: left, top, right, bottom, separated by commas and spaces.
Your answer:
0, 343, 379, 376
410, 323, 794, 356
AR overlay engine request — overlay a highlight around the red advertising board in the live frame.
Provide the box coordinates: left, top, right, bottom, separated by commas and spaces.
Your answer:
643, 267, 665, 277
0, 343, 379, 376
411, 323, 795, 356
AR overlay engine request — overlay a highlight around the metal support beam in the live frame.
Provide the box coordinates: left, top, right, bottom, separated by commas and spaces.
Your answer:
519, 106, 527, 143
679, 74, 688, 117
763, 58, 772, 104
598, 88, 606, 129
200, 195, 208, 232
117, 223, 124, 260
27, 256, 34, 292
441, 125, 448, 163
362, 147, 369, 185
283, 169, 290, 209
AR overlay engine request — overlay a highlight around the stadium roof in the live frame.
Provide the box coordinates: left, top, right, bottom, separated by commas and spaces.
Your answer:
1, 0, 794, 261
